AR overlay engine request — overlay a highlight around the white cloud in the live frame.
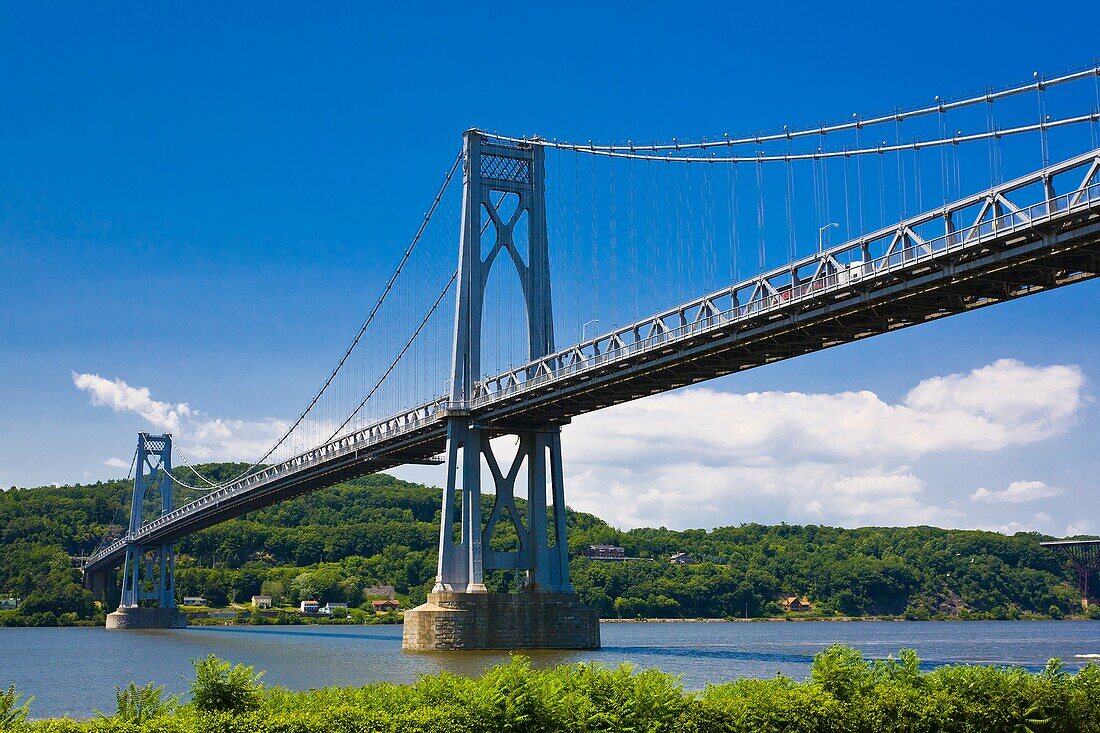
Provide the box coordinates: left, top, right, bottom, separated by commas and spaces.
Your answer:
971, 480, 1062, 504
72, 372, 191, 432
977, 512, 1054, 535
1066, 521, 1093, 537
562, 359, 1086, 530
73, 372, 294, 463
75, 360, 1088, 533
103, 457, 129, 469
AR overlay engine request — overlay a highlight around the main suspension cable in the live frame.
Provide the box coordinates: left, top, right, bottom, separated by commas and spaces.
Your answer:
91, 446, 138, 557
188, 150, 463, 489
484, 64, 1100, 153
486, 112, 1100, 165
172, 443, 219, 488
326, 271, 457, 441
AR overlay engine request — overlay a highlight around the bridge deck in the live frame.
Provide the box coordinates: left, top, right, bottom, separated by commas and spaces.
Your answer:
85, 150, 1100, 578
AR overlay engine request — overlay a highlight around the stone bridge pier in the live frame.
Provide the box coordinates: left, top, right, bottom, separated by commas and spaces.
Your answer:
402, 131, 599, 651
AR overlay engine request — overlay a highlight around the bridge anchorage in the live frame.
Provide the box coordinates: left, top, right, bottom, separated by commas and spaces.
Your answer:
101, 433, 186, 629
402, 131, 599, 650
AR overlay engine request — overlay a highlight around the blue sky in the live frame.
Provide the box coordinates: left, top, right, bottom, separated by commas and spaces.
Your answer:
2, 2, 1100, 534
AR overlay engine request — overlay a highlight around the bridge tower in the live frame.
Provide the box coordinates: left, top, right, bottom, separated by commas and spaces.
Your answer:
105, 432, 186, 629
403, 130, 599, 650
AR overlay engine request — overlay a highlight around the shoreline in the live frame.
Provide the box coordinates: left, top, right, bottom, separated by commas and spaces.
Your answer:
3, 613, 1094, 629
601, 615, 1097, 623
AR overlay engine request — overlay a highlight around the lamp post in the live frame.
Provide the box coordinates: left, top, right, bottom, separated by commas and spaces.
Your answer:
818, 222, 839, 253
582, 319, 600, 341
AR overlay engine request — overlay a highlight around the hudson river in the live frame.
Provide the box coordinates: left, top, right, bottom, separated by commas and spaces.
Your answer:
6, 621, 1100, 719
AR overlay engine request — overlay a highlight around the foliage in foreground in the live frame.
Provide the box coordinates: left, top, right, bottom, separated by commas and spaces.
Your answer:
1, 685, 33, 728
94, 683, 177, 725
10, 647, 1100, 733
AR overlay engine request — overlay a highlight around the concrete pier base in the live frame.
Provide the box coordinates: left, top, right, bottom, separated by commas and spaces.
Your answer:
106, 606, 188, 629
402, 591, 600, 651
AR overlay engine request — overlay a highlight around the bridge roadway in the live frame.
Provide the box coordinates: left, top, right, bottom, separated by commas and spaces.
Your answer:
84, 149, 1100, 578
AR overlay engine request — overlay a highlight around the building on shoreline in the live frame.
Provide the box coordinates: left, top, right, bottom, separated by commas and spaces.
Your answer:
582, 545, 626, 560
251, 595, 272, 609
780, 596, 813, 612
372, 599, 401, 612
669, 552, 695, 565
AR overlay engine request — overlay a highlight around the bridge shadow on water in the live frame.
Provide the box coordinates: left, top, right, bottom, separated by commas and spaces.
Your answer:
596, 645, 1022, 673
182, 627, 1053, 675
600, 644, 814, 666
185, 625, 403, 643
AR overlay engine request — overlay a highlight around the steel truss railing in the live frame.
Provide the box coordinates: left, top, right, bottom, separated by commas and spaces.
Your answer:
470, 148, 1100, 405
85, 395, 452, 568
85, 148, 1100, 572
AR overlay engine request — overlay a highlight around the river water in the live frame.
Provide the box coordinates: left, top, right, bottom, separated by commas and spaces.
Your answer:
4, 620, 1100, 719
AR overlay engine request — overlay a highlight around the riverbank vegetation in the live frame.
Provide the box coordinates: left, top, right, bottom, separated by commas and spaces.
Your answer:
0, 466, 1092, 625
8, 647, 1100, 732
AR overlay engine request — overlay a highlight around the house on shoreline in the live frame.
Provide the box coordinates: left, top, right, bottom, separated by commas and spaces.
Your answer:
781, 596, 813, 612
372, 599, 401, 612
582, 545, 626, 560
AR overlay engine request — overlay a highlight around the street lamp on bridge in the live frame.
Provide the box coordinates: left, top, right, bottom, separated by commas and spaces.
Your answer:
818, 222, 839, 253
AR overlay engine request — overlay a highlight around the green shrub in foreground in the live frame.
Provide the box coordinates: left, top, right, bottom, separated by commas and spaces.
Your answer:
14, 647, 1100, 733
94, 683, 178, 725
188, 655, 264, 714
1, 685, 33, 728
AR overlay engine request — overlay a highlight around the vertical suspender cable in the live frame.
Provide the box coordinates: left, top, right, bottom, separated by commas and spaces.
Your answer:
703, 156, 718, 291
914, 141, 923, 215
576, 152, 585, 338
895, 116, 906, 219
842, 153, 852, 242
608, 159, 619, 326
821, 130, 831, 230
628, 155, 639, 321
728, 162, 740, 282
784, 155, 796, 263
589, 152, 600, 321
811, 151, 821, 233
855, 117, 865, 235
938, 99, 949, 205
994, 94, 1003, 187
1036, 72, 1050, 169
673, 158, 689, 301
756, 156, 766, 272
878, 147, 886, 230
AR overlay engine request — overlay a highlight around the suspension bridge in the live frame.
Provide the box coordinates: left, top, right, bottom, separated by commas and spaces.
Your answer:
83, 64, 1100, 649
